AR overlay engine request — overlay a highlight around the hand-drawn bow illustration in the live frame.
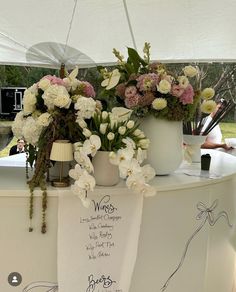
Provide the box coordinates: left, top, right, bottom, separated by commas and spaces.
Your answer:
23, 281, 58, 292
161, 200, 232, 291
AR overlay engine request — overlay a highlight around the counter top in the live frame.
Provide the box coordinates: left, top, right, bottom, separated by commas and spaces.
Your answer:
0, 149, 236, 196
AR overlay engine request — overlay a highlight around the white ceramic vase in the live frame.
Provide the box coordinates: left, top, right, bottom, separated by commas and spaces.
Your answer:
92, 151, 120, 186
183, 134, 206, 163
140, 116, 183, 175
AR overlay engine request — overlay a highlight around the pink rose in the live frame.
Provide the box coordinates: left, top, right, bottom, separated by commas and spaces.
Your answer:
171, 84, 185, 97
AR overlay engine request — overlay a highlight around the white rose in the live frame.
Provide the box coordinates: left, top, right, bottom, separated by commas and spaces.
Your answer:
152, 98, 167, 110
201, 88, 215, 100
183, 66, 198, 78
177, 76, 189, 89
37, 112, 52, 127
118, 126, 126, 135
127, 120, 135, 129
157, 79, 171, 94
99, 123, 108, 134
38, 78, 51, 91
107, 132, 115, 140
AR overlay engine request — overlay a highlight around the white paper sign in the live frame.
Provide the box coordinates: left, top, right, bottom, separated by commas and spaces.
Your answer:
58, 189, 143, 292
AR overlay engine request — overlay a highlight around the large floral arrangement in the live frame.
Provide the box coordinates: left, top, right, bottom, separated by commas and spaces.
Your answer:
12, 67, 99, 233
69, 107, 156, 207
98, 43, 200, 121
12, 67, 156, 233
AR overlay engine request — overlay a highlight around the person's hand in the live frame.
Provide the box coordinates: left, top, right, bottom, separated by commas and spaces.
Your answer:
222, 143, 234, 151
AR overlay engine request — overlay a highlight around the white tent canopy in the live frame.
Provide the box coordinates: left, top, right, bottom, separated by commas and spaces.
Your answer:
0, 0, 236, 68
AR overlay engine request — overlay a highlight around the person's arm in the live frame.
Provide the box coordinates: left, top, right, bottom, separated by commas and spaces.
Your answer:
201, 141, 233, 150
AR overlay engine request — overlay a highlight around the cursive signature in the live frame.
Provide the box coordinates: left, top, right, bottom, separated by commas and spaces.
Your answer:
92, 195, 117, 214
86, 274, 116, 292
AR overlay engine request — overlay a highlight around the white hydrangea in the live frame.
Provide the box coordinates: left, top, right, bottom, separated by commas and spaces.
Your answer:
23, 89, 37, 114
37, 112, 52, 127
11, 112, 25, 138
74, 96, 97, 119
22, 116, 42, 146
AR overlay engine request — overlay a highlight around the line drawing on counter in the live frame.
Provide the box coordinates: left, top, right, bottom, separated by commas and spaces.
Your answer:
161, 199, 233, 291
22, 281, 58, 291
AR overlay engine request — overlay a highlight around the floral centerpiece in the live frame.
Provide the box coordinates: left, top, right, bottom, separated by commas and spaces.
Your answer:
98, 42, 201, 121
69, 107, 156, 207
12, 67, 156, 233
12, 67, 98, 233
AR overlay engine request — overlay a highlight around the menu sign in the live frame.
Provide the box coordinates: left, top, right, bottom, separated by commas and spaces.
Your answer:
58, 190, 143, 292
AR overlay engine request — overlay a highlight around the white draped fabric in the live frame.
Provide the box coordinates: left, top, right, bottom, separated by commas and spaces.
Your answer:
0, 0, 236, 68
58, 190, 143, 292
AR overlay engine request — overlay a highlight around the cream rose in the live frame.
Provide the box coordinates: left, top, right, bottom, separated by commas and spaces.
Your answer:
183, 66, 198, 78
157, 80, 171, 94
177, 76, 189, 89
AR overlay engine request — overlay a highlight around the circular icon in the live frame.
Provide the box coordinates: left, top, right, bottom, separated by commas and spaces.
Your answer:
8, 272, 22, 286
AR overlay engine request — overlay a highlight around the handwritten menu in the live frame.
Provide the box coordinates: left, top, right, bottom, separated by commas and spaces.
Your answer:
80, 195, 121, 262
79, 195, 123, 292
58, 191, 143, 292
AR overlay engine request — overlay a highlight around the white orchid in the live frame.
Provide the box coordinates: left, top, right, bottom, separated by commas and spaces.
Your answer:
136, 148, 147, 164
141, 164, 156, 182
82, 135, 101, 157
119, 158, 141, 179
69, 164, 83, 180
71, 184, 91, 208
75, 170, 96, 191
111, 147, 134, 165
74, 150, 94, 173
126, 172, 146, 189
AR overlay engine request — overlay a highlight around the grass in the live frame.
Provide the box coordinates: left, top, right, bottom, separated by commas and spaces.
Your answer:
0, 121, 235, 158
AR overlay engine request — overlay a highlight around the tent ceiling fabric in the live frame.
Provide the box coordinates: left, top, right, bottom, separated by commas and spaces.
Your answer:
0, 0, 236, 68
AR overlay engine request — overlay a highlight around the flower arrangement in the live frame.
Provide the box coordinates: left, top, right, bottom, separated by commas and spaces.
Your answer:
69, 107, 156, 207
12, 67, 99, 233
98, 43, 200, 121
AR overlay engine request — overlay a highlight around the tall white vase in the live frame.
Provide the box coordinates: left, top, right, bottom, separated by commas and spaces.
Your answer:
92, 151, 120, 186
140, 116, 183, 175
